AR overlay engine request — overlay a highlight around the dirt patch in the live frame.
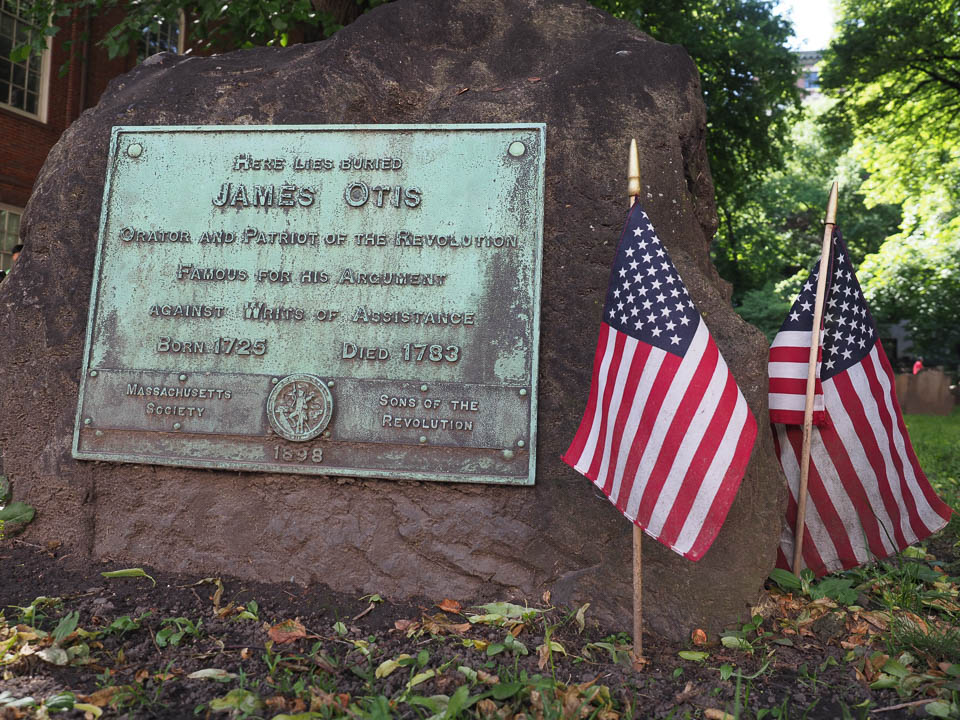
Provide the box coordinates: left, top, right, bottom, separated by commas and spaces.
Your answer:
3, 539, 936, 719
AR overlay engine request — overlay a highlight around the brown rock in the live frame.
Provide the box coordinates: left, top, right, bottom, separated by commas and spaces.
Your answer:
0, 0, 786, 639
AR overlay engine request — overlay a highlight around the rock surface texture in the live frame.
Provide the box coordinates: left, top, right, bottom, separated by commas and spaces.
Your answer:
0, 0, 786, 639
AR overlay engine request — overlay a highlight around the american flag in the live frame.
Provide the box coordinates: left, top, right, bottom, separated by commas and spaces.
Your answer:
563, 202, 757, 561
769, 229, 952, 575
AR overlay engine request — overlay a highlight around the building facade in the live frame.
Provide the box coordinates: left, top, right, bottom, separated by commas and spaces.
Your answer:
1, 2, 181, 272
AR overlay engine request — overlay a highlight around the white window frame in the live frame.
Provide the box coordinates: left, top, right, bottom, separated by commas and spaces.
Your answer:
0, 0, 52, 122
138, 10, 185, 62
0, 202, 23, 272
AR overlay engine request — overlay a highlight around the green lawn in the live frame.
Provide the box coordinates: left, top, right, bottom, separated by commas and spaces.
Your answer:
905, 405, 960, 545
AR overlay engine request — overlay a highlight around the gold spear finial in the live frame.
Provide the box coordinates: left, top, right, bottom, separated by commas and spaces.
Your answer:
628, 138, 641, 207
825, 180, 839, 226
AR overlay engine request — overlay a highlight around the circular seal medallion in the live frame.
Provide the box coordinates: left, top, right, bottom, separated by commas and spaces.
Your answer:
266, 374, 334, 442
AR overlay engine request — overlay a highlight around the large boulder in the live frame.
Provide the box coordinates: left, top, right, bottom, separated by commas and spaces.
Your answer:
0, 0, 786, 639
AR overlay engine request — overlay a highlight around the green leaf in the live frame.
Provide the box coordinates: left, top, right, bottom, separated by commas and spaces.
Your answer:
486, 643, 505, 656
375, 655, 411, 679
882, 658, 910, 678
407, 669, 435, 688
720, 635, 753, 651
445, 684, 471, 719
491, 682, 522, 699
925, 701, 954, 718
187, 668, 237, 681
0, 476, 10, 505
9, 45, 31, 63
43, 692, 75, 711
52, 611, 79, 644
100, 568, 156, 586
769, 568, 802, 591
869, 674, 899, 690
0, 502, 35, 526
678, 650, 709, 662
209, 689, 264, 714
719, 663, 734, 680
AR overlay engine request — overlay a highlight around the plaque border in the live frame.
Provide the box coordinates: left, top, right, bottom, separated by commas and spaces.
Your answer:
72, 123, 545, 485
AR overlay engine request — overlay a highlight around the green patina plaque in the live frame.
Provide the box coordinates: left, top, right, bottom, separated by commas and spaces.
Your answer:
72, 124, 544, 484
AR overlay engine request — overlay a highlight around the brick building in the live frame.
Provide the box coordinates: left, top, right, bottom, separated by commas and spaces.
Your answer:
1, 1, 181, 272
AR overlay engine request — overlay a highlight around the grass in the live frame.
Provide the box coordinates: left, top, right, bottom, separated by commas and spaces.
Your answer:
906, 406, 960, 539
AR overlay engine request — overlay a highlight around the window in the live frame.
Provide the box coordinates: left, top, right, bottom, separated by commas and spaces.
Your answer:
138, 12, 184, 62
0, 204, 22, 272
0, 0, 48, 118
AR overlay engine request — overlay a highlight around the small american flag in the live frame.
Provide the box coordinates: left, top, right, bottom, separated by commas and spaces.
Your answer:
563, 202, 757, 561
770, 230, 952, 574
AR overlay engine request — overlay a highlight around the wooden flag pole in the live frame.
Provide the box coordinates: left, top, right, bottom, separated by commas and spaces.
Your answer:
793, 181, 839, 574
627, 138, 644, 665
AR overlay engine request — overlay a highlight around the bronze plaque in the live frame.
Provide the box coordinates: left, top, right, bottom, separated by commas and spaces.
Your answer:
73, 124, 545, 484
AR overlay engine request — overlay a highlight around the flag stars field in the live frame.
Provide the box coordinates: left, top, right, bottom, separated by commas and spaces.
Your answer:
564, 202, 757, 562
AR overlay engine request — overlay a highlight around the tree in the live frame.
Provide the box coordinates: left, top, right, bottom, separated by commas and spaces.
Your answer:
859, 232, 960, 369
716, 98, 900, 305
16, 0, 800, 225
820, 0, 960, 368
592, 0, 802, 249
13, 0, 388, 65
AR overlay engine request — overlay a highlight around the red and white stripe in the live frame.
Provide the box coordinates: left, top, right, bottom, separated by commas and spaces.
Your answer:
563, 318, 757, 561
774, 342, 951, 575
768, 330, 825, 426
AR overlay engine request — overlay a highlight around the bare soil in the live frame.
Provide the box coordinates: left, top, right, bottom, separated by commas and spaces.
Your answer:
0, 541, 932, 719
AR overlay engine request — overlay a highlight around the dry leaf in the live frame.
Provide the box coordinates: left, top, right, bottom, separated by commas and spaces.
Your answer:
79, 687, 122, 707
537, 643, 550, 670
134, 669, 149, 683
527, 76, 541, 82
477, 699, 498, 718
265, 695, 287, 710
542, 590, 551, 604
437, 598, 462, 614
691, 628, 708, 646
704, 710, 735, 720
240, 647, 251, 660
477, 669, 500, 684
268, 619, 307, 644
456, 87, 469, 95
421, 613, 470, 635
394, 618, 418, 632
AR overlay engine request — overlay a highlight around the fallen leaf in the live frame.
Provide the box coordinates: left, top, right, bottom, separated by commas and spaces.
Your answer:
265, 695, 287, 710
268, 619, 307, 644
704, 709, 734, 720
456, 87, 469, 95
187, 668, 237, 680
78, 687, 122, 707
477, 698, 498, 718
691, 628, 708, 646
422, 613, 470, 635
527, 76, 541, 82
100, 568, 156, 586
394, 618, 418, 632
575, 603, 590, 633
541, 590, 551, 603
437, 598, 462, 614
135, 669, 150, 683
477, 669, 500, 684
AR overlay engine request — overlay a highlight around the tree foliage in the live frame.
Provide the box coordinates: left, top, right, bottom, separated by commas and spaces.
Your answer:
592, 0, 802, 235
820, 0, 960, 367
13, 0, 388, 65
15, 0, 801, 235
